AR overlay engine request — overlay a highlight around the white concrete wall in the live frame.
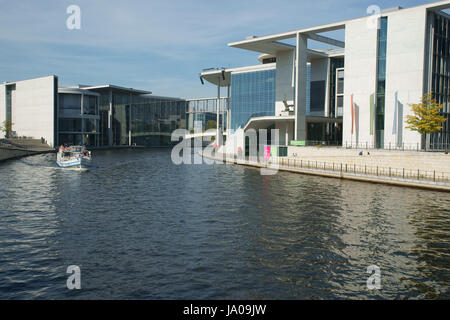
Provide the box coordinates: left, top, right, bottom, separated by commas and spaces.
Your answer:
223, 127, 245, 156
343, 8, 427, 148
9, 76, 56, 146
343, 17, 378, 146
275, 50, 294, 116
0, 85, 5, 138
384, 7, 426, 147
275, 120, 294, 145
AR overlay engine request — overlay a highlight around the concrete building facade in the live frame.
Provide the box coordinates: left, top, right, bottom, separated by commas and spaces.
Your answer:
0, 75, 58, 147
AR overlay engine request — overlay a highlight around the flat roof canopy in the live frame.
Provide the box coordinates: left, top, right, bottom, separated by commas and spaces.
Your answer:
235, 40, 295, 55
81, 84, 151, 95
243, 115, 342, 131
200, 48, 341, 87
59, 87, 100, 96
228, 0, 450, 54
244, 116, 295, 131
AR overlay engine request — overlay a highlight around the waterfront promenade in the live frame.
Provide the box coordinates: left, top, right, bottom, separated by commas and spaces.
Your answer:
0, 139, 53, 162
287, 146, 450, 173
207, 146, 450, 192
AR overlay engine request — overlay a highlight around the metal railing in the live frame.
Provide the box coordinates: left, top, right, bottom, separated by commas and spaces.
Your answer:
343, 141, 450, 152
269, 156, 450, 186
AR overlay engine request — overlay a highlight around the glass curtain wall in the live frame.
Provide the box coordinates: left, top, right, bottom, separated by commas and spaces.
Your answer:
5, 84, 15, 137
230, 69, 276, 130
428, 11, 450, 150
375, 17, 388, 148
96, 92, 186, 147
58, 92, 100, 147
186, 98, 227, 132
98, 95, 110, 146
58, 93, 82, 145
130, 97, 186, 146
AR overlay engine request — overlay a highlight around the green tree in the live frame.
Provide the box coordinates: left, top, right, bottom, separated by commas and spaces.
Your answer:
0, 119, 14, 138
205, 120, 217, 131
406, 92, 447, 150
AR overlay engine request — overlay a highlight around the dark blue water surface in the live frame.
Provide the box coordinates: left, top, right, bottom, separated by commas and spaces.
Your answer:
0, 149, 449, 299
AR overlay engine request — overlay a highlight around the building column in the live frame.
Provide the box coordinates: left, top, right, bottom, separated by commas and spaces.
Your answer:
285, 123, 289, 146
81, 94, 85, 145
324, 58, 331, 118
108, 89, 113, 146
227, 85, 230, 134
221, 98, 225, 133
295, 33, 307, 142
129, 93, 132, 146
216, 77, 222, 146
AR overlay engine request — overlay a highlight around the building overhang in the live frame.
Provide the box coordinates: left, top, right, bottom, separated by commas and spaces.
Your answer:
81, 84, 151, 95
228, 0, 450, 54
200, 68, 231, 87
243, 115, 342, 131
233, 40, 295, 55
200, 63, 276, 86
58, 87, 100, 96
199, 48, 334, 87
244, 116, 295, 131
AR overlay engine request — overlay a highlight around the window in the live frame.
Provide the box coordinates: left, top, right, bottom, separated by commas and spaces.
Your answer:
83, 95, 98, 115
59, 118, 82, 132
375, 16, 388, 148
310, 81, 325, 112
262, 57, 276, 64
60, 94, 81, 115
337, 96, 343, 117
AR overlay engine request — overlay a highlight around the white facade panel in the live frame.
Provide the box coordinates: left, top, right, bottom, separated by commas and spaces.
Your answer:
343, 18, 379, 146
384, 7, 426, 147
275, 50, 294, 116
0, 85, 5, 138
9, 76, 56, 147
275, 120, 294, 145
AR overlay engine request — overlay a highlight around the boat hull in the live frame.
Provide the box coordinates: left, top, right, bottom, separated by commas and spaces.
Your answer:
57, 157, 92, 168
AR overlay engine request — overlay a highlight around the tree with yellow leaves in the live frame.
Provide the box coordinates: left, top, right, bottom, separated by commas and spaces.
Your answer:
406, 92, 447, 150
0, 119, 14, 138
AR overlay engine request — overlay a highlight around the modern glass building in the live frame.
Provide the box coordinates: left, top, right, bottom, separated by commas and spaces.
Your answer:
73, 85, 186, 147
198, 1, 450, 155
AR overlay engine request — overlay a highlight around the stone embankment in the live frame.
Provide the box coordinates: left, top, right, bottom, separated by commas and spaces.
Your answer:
0, 139, 54, 162
204, 146, 450, 192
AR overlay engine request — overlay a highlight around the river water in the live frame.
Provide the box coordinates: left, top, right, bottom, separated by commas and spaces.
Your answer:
0, 148, 448, 299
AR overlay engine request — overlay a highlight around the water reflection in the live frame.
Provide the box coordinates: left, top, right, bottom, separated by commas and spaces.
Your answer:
0, 149, 448, 299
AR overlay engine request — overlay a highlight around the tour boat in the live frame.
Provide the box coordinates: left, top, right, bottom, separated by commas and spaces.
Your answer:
57, 145, 92, 168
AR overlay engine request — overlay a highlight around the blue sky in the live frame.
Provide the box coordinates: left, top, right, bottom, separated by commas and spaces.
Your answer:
0, 0, 440, 98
